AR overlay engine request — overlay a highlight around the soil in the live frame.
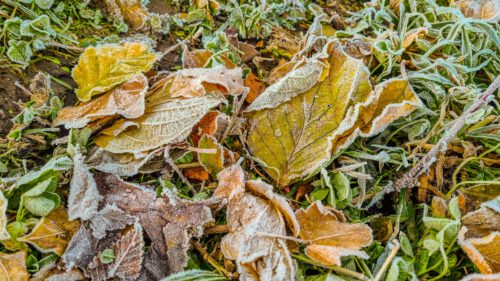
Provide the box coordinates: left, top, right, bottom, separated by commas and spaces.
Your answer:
0, 70, 29, 137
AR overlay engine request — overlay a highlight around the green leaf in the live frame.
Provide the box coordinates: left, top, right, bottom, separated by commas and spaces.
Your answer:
34, 0, 54, 9
7, 40, 33, 65
4, 17, 22, 38
399, 232, 414, 257
100, 248, 116, 264
20, 15, 55, 38
162, 269, 228, 281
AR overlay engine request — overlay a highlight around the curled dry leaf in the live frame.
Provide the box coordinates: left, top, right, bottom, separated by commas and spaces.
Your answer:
88, 223, 144, 281
456, 0, 500, 21
73, 42, 158, 102
459, 198, 500, 274
54, 74, 148, 129
247, 39, 421, 187
215, 165, 298, 281
68, 147, 102, 221
295, 201, 373, 266
0, 191, 10, 240
94, 173, 217, 279
0, 251, 29, 281
94, 95, 224, 154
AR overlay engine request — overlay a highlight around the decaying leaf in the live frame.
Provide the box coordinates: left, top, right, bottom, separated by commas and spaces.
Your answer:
247, 39, 421, 187
402, 27, 428, 49
90, 204, 136, 239
0, 191, 10, 240
215, 165, 298, 281
68, 147, 102, 221
190, 111, 230, 145
95, 95, 224, 154
73, 42, 158, 102
0, 251, 29, 281
18, 217, 70, 256
295, 201, 373, 266
94, 173, 217, 279
88, 223, 144, 280
459, 198, 500, 274
87, 148, 165, 177
456, 0, 500, 21
198, 135, 224, 177
103, 0, 149, 30
54, 74, 148, 129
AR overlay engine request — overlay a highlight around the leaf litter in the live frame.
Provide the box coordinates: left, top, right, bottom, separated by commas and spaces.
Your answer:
0, 0, 499, 281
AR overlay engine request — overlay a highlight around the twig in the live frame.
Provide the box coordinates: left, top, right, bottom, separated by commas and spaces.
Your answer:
373, 240, 400, 281
45, 41, 84, 52
164, 148, 197, 193
204, 224, 230, 235
392, 76, 500, 192
193, 241, 234, 279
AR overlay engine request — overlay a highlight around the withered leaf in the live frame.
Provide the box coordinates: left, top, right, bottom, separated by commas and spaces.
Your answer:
456, 0, 500, 21
73, 42, 158, 102
90, 204, 136, 239
87, 148, 165, 177
459, 198, 500, 274
54, 74, 148, 129
215, 165, 297, 281
68, 148, 102, 221
89, 223, 144, 280
198, 135, 224, 177
0, 251, 29, 281
247, 39, 421, 187
295, 201, 373, 266
104, 0, 149, 30
94, 173, 217, 279
18, 217, 70, 256
94, 95, 224, 154
189, 111, 229, 145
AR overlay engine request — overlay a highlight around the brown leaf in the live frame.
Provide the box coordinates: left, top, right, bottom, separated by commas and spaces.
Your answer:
89, 204, 136, 239
103, 0, 149, 30
183, 166, 210, 181
459, 199, 500, 273
89, 223, 144, 280
295, 201, 373, 266
54, 74, 148, 129
94, 173, 217, 279
189, 111, 229, 146
87, 148, 165, 177
244, 72, 266, 104
0, 251, 29, 281
402, 27, 428, 49
215, 165, 297, 281
456, 0, 500, 21
182, 49, 213, 68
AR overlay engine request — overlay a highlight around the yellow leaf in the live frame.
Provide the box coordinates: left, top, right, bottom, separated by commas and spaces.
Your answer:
73, 42, 158, 102
95, 95, 224, 154
296, 201, 373, 266
18, 217, 70, 256
460, 232, 500, 274
198, 135, 224, 177
0, 251, 29, 281
402, 27, 428, 49
247, 40, 421, 187
54, 74, 148, 129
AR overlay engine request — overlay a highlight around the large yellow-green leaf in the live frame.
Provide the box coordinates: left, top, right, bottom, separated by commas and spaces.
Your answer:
73, 42, 158, 102
95, 95, 223, 154
247, 40, 421, 187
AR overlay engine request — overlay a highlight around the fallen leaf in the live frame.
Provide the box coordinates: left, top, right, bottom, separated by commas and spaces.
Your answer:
89, 204, 136, 239
198, 135, 224, 177
460, 273, 500, 281
0, 251, 29, 281
244, 72, 266, 103
94, 95, 224, 154
108, 0, 149, 30
94, 173, 217, 279
295, 201, 373, 266
73, 42, 158, 102
88, 223, 144, 280
87, 148, 165, 177
0, 191, 10, 240
54, 74, 148, 129
247, 40, 421, 187
215, 165, 298, 281
68, 147, 103, 221
189, 111, 229, 145
182, 49, 213, 68
184, 166, 210, 181
18, 217, 70, 256
459, 198, 500, 274
456, 0, 500, 21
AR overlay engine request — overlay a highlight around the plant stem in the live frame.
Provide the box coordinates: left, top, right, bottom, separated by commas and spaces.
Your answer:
392, 76, 500, 192
373, 240, 400, 281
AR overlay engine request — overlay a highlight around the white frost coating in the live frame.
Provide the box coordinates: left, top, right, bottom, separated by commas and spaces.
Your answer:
90, 204, 136, 239
0, 192, 10, 240
245, 60, 325, 112
97, 95, 224, 154
68, 148, 102, 221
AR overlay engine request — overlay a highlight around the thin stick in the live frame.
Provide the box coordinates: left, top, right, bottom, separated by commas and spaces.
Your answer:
292, 254, 370, 281
193, 241, 234, 279
392, 76, 500, 192
373, 240, 400, 281
45, 41, 84, 52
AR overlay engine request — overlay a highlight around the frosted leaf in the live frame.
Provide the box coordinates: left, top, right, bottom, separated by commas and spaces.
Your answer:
90, 204, 136, 239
